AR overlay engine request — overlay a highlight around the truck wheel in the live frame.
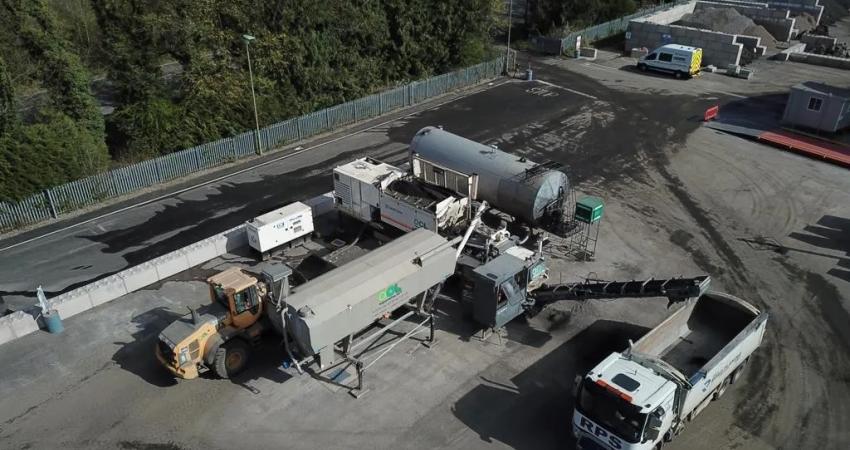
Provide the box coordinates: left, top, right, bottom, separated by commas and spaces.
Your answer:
214, 339, 250, 378
638, 63, 647, 72
713, 376, 730, 400
730, 358, 748, 384
675, 71, 684, 79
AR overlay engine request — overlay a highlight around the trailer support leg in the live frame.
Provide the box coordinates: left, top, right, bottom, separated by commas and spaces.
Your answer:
349, 360, 369, 398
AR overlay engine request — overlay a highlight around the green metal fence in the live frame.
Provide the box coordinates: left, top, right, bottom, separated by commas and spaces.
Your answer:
0, 57, 506, 233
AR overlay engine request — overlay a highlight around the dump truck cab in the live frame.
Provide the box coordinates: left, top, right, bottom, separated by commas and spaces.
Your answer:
573, 354, 678, 450
155, 267, 270, 379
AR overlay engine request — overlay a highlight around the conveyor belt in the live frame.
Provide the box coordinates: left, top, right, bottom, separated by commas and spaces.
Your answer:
530, 275, 711, 305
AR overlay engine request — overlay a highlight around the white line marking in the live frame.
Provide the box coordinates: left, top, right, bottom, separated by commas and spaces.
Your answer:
0, 80, 511, 253
712, 90, 746, 99
535, 79, 598, 100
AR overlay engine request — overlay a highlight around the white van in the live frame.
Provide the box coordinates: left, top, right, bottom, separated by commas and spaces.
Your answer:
637, 44, 702, 79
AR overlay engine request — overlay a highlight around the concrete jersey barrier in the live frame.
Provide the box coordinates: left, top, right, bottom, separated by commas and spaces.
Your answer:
0, 224, 248, 347
0, 191, 336, 347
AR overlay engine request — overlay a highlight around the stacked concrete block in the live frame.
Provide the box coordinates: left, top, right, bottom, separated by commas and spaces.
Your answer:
52, 288, 95, 318
735, 35, 767, 55
304, 191, 335, 217
152, 250, 192, 281
771, 42, 807, 59
0, 223, 250, 347
626, 20, 744, 66
631, 47, 650, 58
800, 33, 837, 51
222, 224, 248, 253
788, 52, 850, 69
0, 311, 40, 346
87, 275, 130, 308
579, 47, 598, 60
764, 1, 823, 24
120, 262, 159, 292
185, 239, 219, 267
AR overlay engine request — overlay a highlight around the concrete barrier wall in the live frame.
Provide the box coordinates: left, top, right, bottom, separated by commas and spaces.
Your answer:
788, 52, 850, 69
0, 223, 248, 347
627, 21, 744, 66
735, 35, 767, 55
771, 42, 806, 60
764, 1, 824, 24
800, 33, 837, 50
0, 192, 333, 347
0, 311, 41, 344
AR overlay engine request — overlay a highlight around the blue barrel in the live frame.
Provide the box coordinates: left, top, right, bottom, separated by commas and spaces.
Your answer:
526, 68, 533, 81
43, 309, 64, 334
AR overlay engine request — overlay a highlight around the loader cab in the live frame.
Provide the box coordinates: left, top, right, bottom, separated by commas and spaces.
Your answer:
208, 267, 264, 330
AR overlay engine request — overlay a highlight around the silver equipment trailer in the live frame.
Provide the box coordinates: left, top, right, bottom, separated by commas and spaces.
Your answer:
277, 228, 459, 394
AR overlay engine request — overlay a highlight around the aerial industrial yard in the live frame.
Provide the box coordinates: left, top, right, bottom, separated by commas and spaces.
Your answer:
2, 43, 850, 450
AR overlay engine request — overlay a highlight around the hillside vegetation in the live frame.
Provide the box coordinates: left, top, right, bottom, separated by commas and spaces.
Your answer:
0, 0, 500, 201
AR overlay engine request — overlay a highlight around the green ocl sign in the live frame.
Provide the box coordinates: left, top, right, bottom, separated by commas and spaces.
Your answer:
377, 283, 403, 303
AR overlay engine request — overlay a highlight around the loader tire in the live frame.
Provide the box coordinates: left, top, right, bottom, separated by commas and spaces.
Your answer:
214, 339, 250, 378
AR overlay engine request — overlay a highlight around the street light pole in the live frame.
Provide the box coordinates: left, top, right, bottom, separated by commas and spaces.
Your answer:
243, 34, 262, 155
505, 0, 513, 74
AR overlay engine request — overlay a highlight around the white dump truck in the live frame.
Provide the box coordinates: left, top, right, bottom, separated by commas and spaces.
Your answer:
572, 292, 768, 450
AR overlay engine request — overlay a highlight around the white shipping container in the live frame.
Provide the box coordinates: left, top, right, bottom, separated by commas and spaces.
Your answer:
246, 202, 314, 253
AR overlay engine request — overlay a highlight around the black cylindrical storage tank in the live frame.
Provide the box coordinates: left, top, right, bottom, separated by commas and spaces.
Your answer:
410, 126, 568, 224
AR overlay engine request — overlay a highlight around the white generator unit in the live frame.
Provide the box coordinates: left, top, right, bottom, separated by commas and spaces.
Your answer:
246, 201, 314, 254
333, 157, 403, 222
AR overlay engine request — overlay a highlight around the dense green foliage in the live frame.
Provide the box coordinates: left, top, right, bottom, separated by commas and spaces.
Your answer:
528, 0, 670, 36
0, 0, 109, 201
0, 0, 500, 201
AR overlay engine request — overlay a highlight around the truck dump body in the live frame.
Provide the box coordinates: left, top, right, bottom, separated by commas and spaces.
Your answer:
632, 293, 761, 380
660, 297, 754, 378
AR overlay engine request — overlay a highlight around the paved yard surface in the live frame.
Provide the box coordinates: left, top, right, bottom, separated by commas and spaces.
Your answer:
1, 53, 849, 450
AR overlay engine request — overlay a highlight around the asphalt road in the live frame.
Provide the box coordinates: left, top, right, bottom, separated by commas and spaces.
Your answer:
1, 52, 850, 450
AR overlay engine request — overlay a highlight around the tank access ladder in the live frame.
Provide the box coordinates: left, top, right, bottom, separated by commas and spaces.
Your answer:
528, 275, 711, 309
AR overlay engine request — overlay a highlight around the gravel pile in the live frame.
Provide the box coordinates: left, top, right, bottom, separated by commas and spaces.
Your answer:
794, 13, 819, 34
678, 7, 778, 49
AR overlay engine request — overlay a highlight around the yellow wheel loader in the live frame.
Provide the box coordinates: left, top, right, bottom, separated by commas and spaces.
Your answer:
155, 264, 291, 379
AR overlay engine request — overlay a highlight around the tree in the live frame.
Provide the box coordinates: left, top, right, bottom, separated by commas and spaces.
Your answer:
0, 55, 14, 135
0, 0, 108, 201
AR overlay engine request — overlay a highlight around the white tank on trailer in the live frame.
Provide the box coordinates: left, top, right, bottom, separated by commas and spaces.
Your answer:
409, 126, 568, 224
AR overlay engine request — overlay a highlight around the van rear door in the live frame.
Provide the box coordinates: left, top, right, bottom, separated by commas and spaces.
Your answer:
690, 48, 703, 75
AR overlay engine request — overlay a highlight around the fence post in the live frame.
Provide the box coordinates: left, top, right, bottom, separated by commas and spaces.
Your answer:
325, 109, 331, 129
154, 158, 163, 183
353, 102, 359, 122
379, 92, 384, 114
296, 118, 302, 141
109, 170, 120, 197
43, 189, 58, 219
193, 147, 203, 170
